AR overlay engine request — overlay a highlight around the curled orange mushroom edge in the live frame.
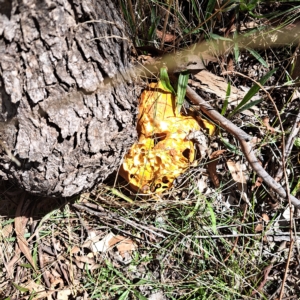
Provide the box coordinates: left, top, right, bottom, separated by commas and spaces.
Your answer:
119, 81, 215, 194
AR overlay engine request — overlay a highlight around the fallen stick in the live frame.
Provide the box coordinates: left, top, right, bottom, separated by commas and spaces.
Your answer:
275, 108, 300, 182
185, 86, 300, 208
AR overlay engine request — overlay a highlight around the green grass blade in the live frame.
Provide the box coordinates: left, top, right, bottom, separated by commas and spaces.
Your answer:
12, 282, 29, 293
176, 71, 189, 114
119, 290, 130, 300
210, 33, 232, 42
294, 137, 300, 148
105, 187, 134, 203
221, 82, 231, 115
229, 68, 277, 117
221, 136, 242, 155
237, 98, 262, 114
148, 7, 160, 41
233, 31, 240, 63
205, 0, 217, 20
160, 66, 176, 94
245, 46, 269, 68
190, 0, 200, 21
206, 200, 217, 234
132, 290, 148, 300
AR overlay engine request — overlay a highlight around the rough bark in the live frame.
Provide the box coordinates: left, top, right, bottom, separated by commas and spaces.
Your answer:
0, 0, 139, 197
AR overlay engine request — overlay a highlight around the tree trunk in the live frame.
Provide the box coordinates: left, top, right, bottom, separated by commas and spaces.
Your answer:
0, 0, 138, 197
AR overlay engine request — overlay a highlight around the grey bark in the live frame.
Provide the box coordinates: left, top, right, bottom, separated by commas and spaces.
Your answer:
0, 0, 138, 197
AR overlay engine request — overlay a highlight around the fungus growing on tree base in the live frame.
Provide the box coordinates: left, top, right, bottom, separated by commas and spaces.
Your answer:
120, 81, 214, 194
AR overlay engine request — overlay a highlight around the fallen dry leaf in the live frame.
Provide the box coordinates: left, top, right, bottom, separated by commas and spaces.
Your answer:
227, 57, 234, 72
75, 255, 95, 265
108, 235, 137, 257
156, 29, 176, 42
192, 70, 246, 105
92, 232, 115, 253
253, 176, 263, 189
226, 159, 246, 184
262, 116, 275, 133
22, 279, 53, 300
70, 246, 81, 255
255, 222, 263, 232
56, 289, 72, 300
1, 223, 13, 238
207, 150, 226, 187
15, 196, 37, 272
262, 213, 269, 223
226, 159, 249, 204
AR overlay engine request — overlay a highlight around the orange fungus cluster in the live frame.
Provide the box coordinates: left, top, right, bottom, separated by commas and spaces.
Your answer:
120, 81, 212, 194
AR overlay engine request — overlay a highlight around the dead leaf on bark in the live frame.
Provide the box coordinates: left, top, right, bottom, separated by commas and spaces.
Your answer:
138, 55, 158, 66
207, 150, 226, 187
156, 29, 176, 42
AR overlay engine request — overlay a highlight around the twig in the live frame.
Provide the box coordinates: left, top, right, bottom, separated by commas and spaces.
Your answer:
252, 241, 287, 296
275, 108, 300, 182
51, 227, 69, 285
36, 231, 51, 288
185, 86, 300, 208
279, 239, 294, 299
72, 203, 166, 248
223, 204, 248, 262
160, 0, 172, 50
222, 71, 296, 299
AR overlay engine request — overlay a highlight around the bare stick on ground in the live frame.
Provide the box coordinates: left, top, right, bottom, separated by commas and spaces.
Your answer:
185, 86, 300, 208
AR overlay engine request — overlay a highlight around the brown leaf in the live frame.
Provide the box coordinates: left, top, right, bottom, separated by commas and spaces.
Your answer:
226, 159, 246, 184
262, 117, 275, 133
227, 57, 234, 72
70, 246, 81, 255
253, 176, 263, 189
1, 223, 13, 238
15, 195, 37, 271
22, 280, 53, 299
262, 213, 269, 223
138, 55, 157, 66
192, 70, 246, 105
156, 29, 176, 42
255, 223, 263, 232
208, 150, 226, 187
75, 255, 95, 265
108, 235, 137, 257
56, 289, 72, 300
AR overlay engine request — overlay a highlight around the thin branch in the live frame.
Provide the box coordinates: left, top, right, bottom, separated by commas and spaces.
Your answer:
275, 107, 300, 182
185, 86, 300, 208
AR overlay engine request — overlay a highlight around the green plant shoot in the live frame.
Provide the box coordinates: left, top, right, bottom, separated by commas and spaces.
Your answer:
160, 65, 176, 94
159, 65, 189, 114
